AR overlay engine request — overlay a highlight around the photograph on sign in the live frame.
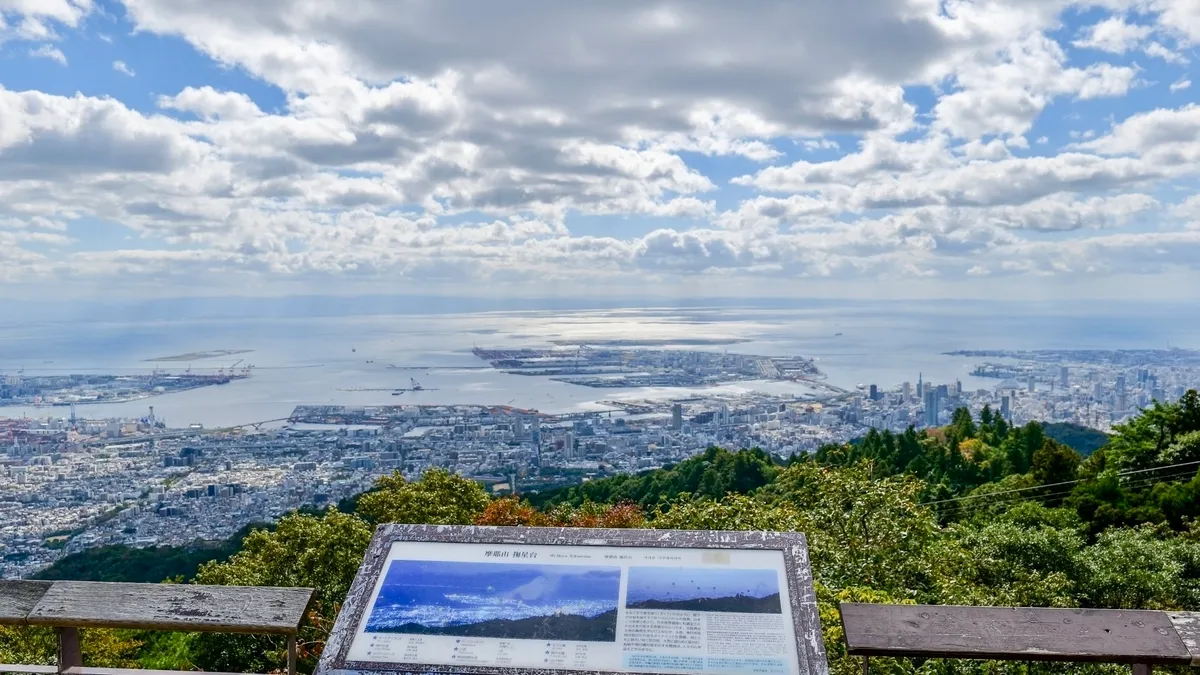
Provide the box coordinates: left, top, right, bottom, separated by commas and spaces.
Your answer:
364, 560, 621, 641
342, 539, 803, 675
625, 567, 782, 614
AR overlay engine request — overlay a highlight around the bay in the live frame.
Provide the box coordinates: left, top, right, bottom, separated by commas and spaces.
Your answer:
1, 300, 1196, 428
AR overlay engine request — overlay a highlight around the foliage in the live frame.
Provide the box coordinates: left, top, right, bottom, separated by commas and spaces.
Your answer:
33, 537, 246, 583
760, 462, 940, 592
190, 509, 372, 674
356, 467, 490, 525
1042, 422, 1110, 457
1030, 439, 1082, 486
528, 447, 779, 508
475, 497, 646, 528
0, 626, 143, 668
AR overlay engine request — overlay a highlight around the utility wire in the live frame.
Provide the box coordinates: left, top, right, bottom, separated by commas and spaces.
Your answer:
921, 459, 1200, 507
935, 468, 1199, 516
936, 470, 1198, 515
933, 468, 1200, 516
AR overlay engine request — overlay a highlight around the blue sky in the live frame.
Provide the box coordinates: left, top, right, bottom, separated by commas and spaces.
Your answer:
1, 0, 1199, 301
625, 566, 780, 606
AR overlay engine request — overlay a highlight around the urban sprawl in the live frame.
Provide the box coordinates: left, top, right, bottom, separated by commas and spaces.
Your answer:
2, 346, 1198, 578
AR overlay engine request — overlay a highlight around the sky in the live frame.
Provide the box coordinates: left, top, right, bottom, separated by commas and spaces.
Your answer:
625, 566, 780, 605
2, 0, 1200, 302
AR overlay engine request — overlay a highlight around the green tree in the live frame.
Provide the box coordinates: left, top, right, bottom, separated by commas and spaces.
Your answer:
1031, 439, 1082, 486
190, 509, 372, 674
356, 468, 490, 525
759, 462, 939, 592
532, 447, 778, 509
1077, 525, 1193, 609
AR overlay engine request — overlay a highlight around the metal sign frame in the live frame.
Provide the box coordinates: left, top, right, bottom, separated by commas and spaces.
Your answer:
317, 524, 828, 675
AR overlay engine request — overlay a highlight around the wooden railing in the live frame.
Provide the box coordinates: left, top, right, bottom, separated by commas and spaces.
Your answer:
840, 603, 1200, 673
0, 581, 315, 675
9, 582, 1200, 675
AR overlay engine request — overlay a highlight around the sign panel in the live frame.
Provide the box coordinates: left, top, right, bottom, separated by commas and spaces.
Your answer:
318, 526, 827, 675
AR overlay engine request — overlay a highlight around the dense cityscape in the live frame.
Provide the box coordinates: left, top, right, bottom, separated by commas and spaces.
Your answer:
2, 345, 1198, 578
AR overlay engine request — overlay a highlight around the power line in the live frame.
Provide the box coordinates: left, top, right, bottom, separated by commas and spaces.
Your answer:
935, 468, 1200, 516
916, 458, 1200, 506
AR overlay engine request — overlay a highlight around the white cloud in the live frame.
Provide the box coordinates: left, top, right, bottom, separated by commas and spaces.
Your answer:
159, 86, 263, 121
1170, 77, 1191, 92
1081, 104, 1200, 157
0, 0, 91, 42
27, 43, 65, 63
112, 60, 134, 76
1144, 40, 1189, 64
1073, 15, 1152, 53
0, 0, 1198, 297
932, 33, 1136, 139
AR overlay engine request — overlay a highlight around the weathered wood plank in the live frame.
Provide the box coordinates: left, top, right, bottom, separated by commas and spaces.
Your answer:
0, 665, 57, 674
58, 627, 82, 672
0, 580, 52, 625
839, 603, 1192, 665
1167, 612, 1200, 666
26, 582, 314, 634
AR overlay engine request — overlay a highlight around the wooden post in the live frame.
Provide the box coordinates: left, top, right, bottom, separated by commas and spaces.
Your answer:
861, 655, 869, 675
288, 635, 298, 675
1132, 664, 1151, 675
56, 627, 81, 674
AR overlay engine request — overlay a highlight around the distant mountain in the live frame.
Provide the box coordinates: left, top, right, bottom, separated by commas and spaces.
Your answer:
626, 592, 782, 614
1042, 422, 1109, 457
32, 522, 268, 583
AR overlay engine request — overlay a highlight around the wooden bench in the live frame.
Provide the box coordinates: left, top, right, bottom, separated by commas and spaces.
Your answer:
840, 603, 1200, 674
1, 580, 315, 675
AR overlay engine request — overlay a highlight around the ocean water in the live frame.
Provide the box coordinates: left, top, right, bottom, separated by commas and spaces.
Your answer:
1, 300, 1197, 427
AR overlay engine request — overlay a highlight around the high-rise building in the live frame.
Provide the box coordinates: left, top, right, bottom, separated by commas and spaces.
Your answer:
923, 390, 939, 427
917, 372, 923, 398
955, 379, 963, 395
869, 384, 878, 401
1093, 382, 1103, 400
1117, 374, 1126, 394
902, 382, 912, 400
1001, 395, 1011, 420
1027, 374, 1035, 393
1060, 366, 1069, 388
671, 403, 683, 430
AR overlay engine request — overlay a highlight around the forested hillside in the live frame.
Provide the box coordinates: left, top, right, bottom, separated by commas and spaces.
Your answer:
5, 390, 1200, 675
32, 523, 265, 583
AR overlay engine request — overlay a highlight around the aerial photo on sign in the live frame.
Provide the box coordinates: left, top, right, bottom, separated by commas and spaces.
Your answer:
364, 560, 621, 642
625, 567, 782, 614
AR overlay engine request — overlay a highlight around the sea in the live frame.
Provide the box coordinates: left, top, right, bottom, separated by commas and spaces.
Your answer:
1, 298, 1197, 428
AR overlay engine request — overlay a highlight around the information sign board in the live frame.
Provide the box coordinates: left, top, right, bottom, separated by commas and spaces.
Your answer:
317, 525, 827, 675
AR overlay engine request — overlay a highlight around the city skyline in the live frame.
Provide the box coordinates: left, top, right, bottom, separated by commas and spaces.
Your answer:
2, 2, 1199, 300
